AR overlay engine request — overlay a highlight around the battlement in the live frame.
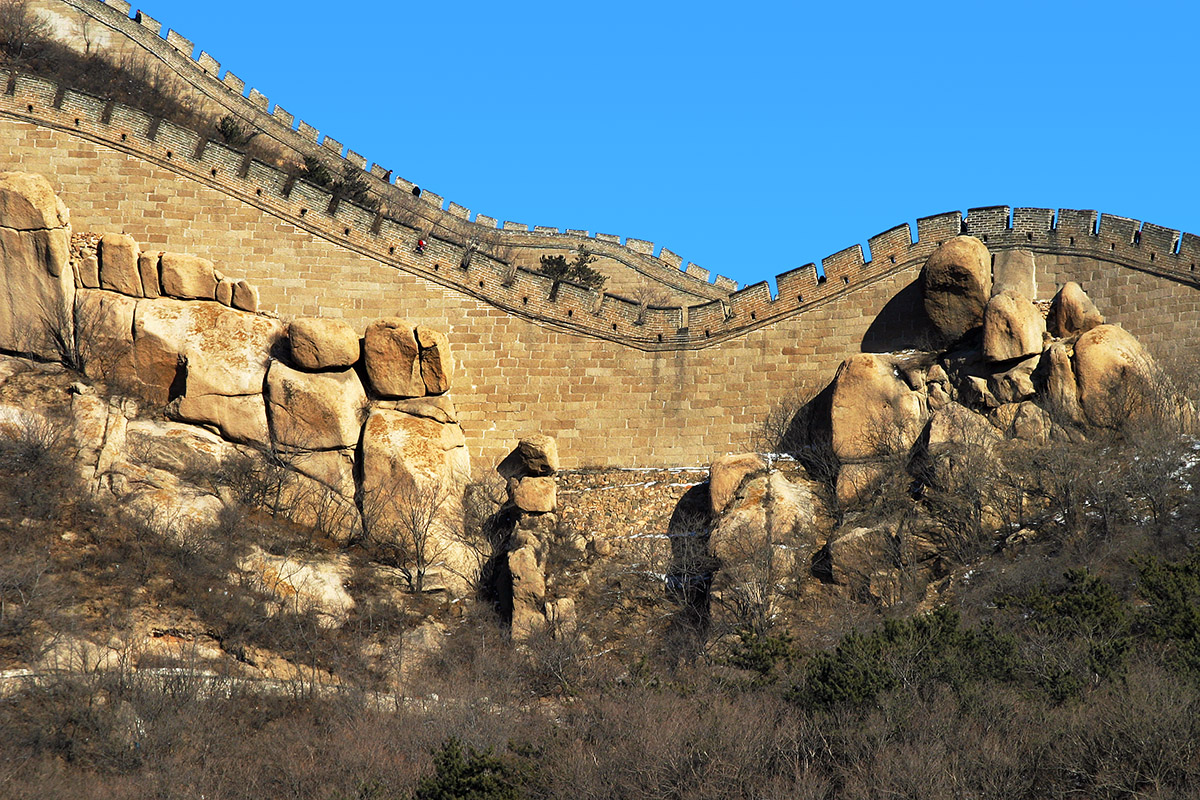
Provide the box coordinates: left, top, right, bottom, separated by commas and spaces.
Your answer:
6, 2, 1200, 352
51, 0, 736, 302
8, 61, 1200, 350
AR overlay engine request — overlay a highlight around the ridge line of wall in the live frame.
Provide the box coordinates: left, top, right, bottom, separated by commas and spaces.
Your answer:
5, 67, 1200, 351
51, 0, 737, 302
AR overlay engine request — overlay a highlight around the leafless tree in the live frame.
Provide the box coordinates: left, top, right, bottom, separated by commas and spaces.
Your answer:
630, 280, 676, 325
360, 471, 466, 593
0, 0, 51, 64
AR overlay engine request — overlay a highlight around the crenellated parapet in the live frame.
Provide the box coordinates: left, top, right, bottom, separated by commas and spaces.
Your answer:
6, 2, 1200, 352
35, 0, 736, 304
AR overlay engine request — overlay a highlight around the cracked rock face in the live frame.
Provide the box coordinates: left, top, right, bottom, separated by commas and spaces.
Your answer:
266, 360, 366, 451
0, 172, 74, 360
363, 318, 424, 398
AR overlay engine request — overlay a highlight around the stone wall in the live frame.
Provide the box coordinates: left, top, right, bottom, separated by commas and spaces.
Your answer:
4, 21, 1200, 468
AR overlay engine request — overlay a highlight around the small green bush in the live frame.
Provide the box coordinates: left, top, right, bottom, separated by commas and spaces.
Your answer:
789, 607, 1019, 708
411, 737, 523, 800
537, 248, 605, 290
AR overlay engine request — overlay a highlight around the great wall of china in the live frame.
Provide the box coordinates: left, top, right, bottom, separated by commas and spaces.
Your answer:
5, 0, 1200, 468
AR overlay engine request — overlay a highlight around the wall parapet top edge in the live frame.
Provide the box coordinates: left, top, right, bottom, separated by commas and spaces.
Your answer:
5, 40, 1200, 351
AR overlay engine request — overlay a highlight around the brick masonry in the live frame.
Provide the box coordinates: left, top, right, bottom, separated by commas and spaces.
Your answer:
5, 12, 1200, 469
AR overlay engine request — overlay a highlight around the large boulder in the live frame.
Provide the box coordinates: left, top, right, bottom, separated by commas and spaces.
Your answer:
0, 172, 74, 360
135, 299, 283, 445
1048, 282, 1104, 338
510, 476, 556, 513
98, 233, 142, 297
709, 453, 767, 514
1046, 340, 1084, 424
497, 434, 559, 479
1073, 324, 1156, 428
231, 280, 258, 313
288, 317, 360, 370
0, 171, 68, 229
830, 353, 926, 461
362, 409, 467, 496
265, 361, 366, 450
991, 249, 1036, 299
922, 236, 992, 341
982, 290, 1045, 362
159, 252, 218, 300
215, 277, 235, 307
138, 250, 162, 298
363, 318, 424, 398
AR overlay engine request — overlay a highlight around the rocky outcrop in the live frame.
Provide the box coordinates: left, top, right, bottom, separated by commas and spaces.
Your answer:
921, 235, 992, 341
0, 175, 472, 572
237, 546, 355, 629
359, 407, 472, 591
70, 384, 233, 536
489, 436, 565, 640
0, 172, 74, 360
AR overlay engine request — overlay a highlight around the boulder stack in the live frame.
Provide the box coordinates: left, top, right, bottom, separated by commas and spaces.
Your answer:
921, 235, 992, 341
493, 435, 562, 640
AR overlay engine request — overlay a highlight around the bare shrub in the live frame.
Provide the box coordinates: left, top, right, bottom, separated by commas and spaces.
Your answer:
0, 411, 76, 520
0, 0, 51, 63
360, 472, 467, 593
630, 280, 676, 325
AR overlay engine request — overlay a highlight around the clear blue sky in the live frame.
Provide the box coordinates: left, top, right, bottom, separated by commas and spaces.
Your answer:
153, 0, 1198, 290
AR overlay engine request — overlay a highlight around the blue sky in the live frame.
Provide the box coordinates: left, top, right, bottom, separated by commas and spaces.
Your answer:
154, 1, 1198, 289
